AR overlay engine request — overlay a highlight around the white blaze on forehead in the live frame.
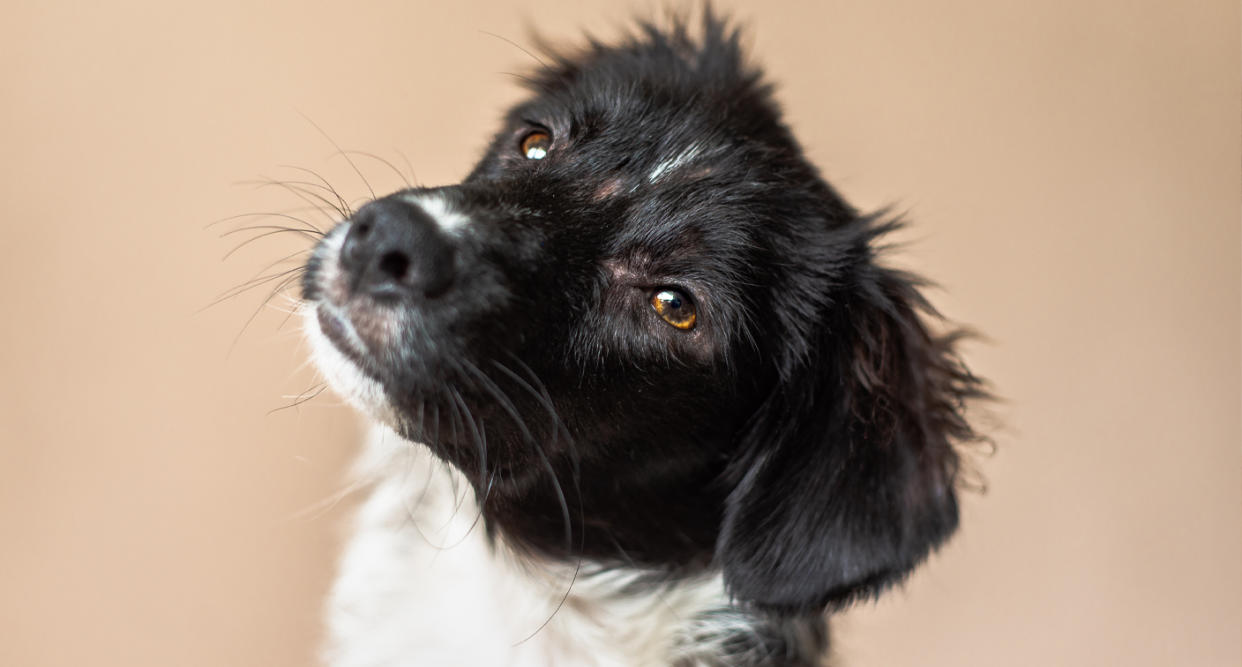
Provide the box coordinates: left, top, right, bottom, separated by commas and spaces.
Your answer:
399, 191, 472, 234
648, 143, 705, 183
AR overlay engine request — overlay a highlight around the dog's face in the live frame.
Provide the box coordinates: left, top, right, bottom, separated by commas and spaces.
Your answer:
302, 15, 983, 613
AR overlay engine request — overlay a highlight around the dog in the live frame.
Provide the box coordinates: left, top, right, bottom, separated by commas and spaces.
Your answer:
299, 10, 985, 666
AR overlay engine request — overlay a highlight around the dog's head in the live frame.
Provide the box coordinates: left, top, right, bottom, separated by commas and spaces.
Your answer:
301, 13, 984, 613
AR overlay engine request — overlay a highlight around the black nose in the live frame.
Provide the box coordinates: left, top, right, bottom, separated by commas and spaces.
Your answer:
339, 197, 457, 300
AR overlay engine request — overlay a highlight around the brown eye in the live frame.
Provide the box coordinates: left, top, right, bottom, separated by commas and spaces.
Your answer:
651, 289, 696, 330
520, 130, 551, 160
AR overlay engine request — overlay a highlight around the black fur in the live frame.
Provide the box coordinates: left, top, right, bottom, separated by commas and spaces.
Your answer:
302, 9, 985, 661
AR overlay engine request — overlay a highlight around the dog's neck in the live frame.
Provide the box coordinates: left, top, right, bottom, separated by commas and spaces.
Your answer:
323, 425, 829, 666
477, 454, 729, 571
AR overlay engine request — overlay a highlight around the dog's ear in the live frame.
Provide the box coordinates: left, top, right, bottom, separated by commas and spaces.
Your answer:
718, 258, 984, 612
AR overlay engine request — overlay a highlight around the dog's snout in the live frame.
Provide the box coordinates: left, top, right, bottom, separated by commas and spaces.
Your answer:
340, 198, 457, 300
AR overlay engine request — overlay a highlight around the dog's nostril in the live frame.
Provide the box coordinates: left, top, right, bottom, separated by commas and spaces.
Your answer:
378, 251, 410, 281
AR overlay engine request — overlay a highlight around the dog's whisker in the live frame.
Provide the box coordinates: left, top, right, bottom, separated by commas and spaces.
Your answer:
512, 552, 582, 648
336, 149, 413, 190
435, 472, 496, 551
285, 475, 375, 523
396, 403, 442, 529
274, 295, 306, 331
398, 491, 445, 552
246, 176, 351, 225
277, 163, 354, 218
458, 359, 575, 549
499, 71, 539, 87
478, 30, 549, 68
276, 382, 327, 403
415, 399, 427, 452
393, 431, 480, 554
203, 266, 305, 312
462, 356, 574, 558
244, 248, 313, 286
491, 355, 576, 463
448, 384, 488, 496
220, 227, 320, 262
455, 360, 530, 511
219, 221, 324, 240
297, 111, 377, 200
226, 270, 306, 356
438, 388, 471, 527
487, 355, 590, 646
205, 208, 332, 232
263, 296, 301, 317
393, 149, 420, 189
267, 382, 329, 415
407, 434, 436, 512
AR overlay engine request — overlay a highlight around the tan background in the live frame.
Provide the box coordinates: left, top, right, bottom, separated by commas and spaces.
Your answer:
1, 0, 1237, 665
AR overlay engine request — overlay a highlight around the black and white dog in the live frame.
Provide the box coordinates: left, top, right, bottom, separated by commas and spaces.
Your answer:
300, 11, 985, 666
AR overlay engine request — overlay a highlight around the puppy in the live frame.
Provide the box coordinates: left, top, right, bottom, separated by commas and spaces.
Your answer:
300, 11, 985, 666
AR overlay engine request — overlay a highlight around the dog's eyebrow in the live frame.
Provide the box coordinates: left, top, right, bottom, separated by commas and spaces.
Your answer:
592, 177, 625, 202
648, 144, 706, 183
602, 256, 647, 284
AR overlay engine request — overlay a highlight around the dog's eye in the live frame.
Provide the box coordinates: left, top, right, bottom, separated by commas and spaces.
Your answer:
651, 289, 696, 330
520, 130, 552, 160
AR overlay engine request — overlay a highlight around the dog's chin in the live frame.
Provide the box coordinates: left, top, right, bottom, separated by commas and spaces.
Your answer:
302, 301, 400, 428
299, 221, 404, 427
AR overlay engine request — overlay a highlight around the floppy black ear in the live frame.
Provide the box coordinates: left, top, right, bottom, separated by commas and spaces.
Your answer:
718, 260, 984, 612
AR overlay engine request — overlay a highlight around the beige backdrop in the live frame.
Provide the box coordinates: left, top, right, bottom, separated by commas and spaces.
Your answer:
1, 0, 1237, 665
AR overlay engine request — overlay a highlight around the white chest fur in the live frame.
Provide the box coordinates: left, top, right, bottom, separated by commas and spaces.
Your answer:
323, 426, 732, 667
